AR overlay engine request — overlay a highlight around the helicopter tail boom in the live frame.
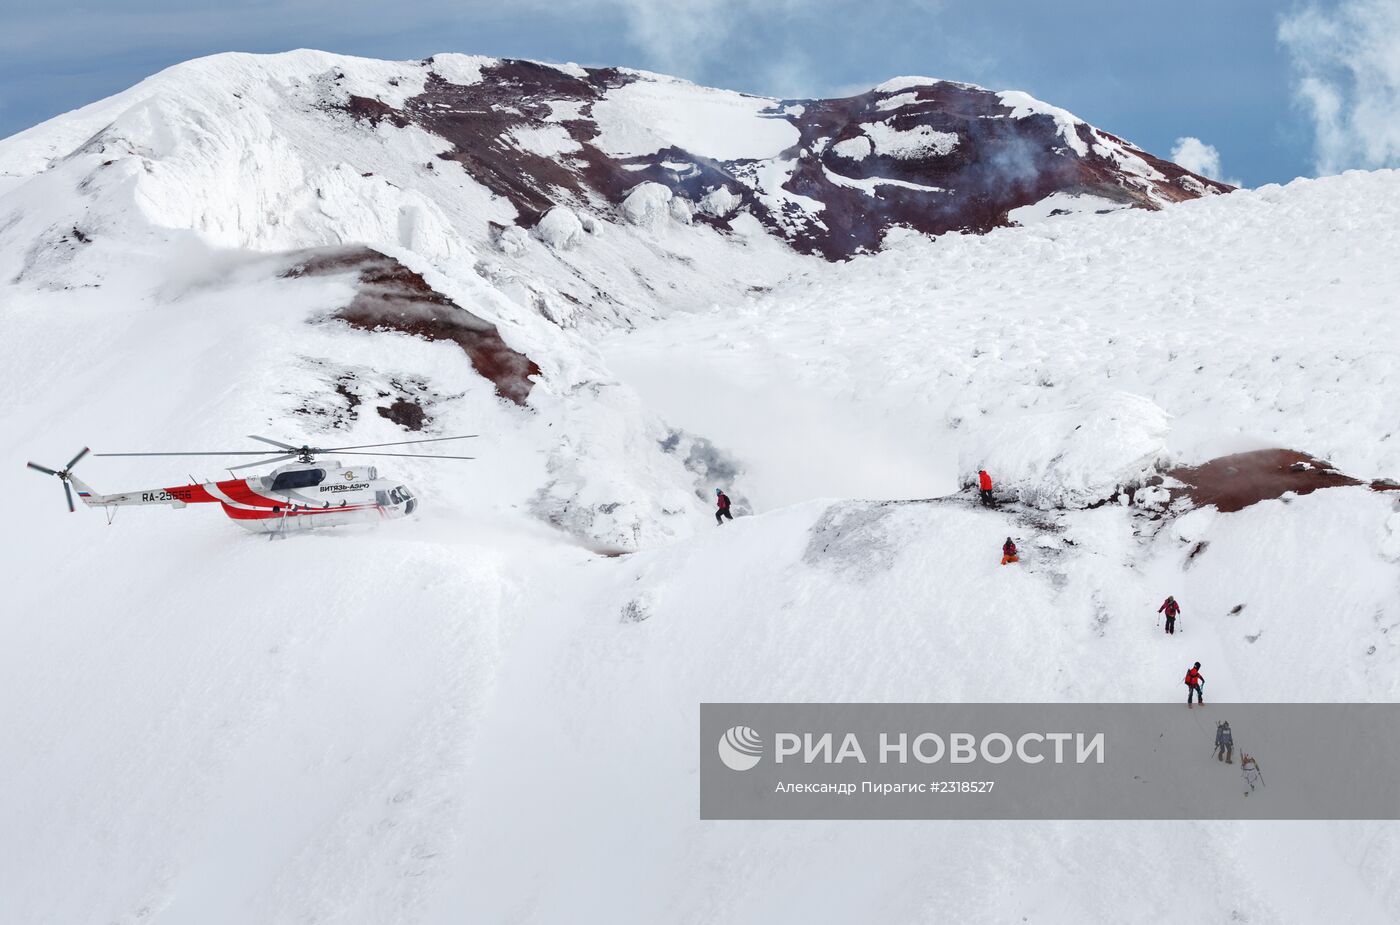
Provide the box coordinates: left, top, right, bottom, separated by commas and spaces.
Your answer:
66, 472, 190, 509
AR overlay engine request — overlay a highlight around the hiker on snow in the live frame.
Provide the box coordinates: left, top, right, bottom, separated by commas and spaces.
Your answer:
978, 469, 995, 507
1001, 537, 1019, 565
1241, 752, 1262, 795
1185, 661, 1205, 707
1214, 720, 1234, 764
715, 488, 733, 526
1158, 595, 1181, 635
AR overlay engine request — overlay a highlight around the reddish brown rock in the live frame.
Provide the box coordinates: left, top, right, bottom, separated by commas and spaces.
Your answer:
284, 246, 539, 406
335, 60, 1232, 260
1167, 449, 1372, 513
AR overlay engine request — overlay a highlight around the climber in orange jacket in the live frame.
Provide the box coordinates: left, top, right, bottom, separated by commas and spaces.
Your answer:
1001, 536, 1019, 565
978, 469, 995, 507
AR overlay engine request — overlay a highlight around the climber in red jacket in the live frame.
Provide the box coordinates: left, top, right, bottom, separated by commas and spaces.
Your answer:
1185, 662, 1205, 707
978, 469, 994, 507
1158, 595, 1181, 635
715, 488, 733, 526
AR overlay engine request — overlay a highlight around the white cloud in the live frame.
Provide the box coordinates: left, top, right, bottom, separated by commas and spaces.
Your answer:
1169, 136, 1240, 187
1170, 137, 1222, 179
1279, 0, 1400, 176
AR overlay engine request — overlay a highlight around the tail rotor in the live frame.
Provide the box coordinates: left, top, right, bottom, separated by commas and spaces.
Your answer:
27, 447, 90, 512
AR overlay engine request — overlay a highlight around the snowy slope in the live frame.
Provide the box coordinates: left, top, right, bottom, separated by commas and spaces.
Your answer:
440, 490, 1400, 923
2, 50, 1399, 925
606, 169, 1400, 508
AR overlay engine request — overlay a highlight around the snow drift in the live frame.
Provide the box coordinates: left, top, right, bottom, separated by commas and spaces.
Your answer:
960, 392, 1171, 509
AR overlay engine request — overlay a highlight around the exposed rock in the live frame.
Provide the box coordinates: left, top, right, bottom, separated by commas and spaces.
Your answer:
1167, 449, 1376, 513
333, 59, 1233, 260
289, 360, 457, 432
283, 246, 540, 406
376, 397, 428, 430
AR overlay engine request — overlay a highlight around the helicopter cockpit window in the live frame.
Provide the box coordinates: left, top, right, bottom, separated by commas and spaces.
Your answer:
385, 486, 413, 505
269, 468, 326, 492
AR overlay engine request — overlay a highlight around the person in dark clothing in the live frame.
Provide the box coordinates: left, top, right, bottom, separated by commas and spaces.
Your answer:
1158, 595, 1181, 635
1215, 720, 1234, 764
1001, 537, 1019, 565
978, 469, 995, 507
715, 488, 733, 525
1185, 662, 1205, 707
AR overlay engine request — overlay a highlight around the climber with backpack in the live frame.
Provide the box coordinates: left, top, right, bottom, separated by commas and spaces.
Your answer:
1001, 537, 1019, 565
715, 488, 734, 526
1214, 720, 1234, 764
1185, 662, 1205, 707
1158, 595, 1181, 635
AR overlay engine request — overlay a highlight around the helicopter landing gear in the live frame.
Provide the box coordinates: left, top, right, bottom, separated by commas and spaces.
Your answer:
268, 503, 292, 541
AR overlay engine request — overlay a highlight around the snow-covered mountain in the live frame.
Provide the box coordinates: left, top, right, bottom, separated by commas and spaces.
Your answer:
0, 49, 1229, 314
2, 50, 1399, 924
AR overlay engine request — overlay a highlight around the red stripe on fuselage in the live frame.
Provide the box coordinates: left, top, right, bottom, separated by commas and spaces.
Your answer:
216, 479, 288, 509
164, 483, 219, 504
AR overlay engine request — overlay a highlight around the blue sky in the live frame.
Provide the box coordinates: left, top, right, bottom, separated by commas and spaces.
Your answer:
1, 1, 1394, 187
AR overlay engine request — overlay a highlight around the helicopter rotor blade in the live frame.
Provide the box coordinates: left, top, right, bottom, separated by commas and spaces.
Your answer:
319, 435, 478, 451
95, 451, 286, 458
63, 480, 75, 513
333, 451, 476, 460
65, 447, 91, 470
227, 454, 298, 471
27, 462, 60, 476
247, 435, 299, 450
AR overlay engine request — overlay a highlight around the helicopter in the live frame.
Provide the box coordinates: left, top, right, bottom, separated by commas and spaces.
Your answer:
26, 434, 475, 536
